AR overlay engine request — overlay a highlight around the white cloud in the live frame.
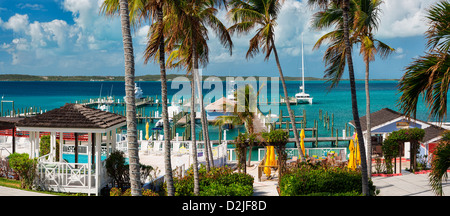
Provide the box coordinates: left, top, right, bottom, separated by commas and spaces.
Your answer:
376, 0, 441, 38
2, 14, 30, 33
17, 3, 45, 11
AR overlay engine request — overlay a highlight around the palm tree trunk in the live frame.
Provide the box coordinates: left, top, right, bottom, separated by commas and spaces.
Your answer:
342, 0, 369, 195
193, 46, 211, 171
190, 75, 200, 195
271, 38, 306, 162
365, 60, 372, 179
155, 7, 174, 196
118, 0, 140, 196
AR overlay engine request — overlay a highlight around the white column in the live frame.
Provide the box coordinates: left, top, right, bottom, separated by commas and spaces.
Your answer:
95, 133, 101, 196
87, 132, 92, 196
50, 132, 56, 161
59, 132, 63, 162
29, 131, 34, 158
111, 129, 116, 152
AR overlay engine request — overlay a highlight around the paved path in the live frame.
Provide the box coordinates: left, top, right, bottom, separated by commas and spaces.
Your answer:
372, 171, 450, 196
0, 186, 55, 196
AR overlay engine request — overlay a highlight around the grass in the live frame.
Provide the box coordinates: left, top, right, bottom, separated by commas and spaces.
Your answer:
0, 177, 83, 196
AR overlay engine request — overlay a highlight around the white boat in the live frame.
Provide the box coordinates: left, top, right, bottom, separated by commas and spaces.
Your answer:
295, 34, 313, 104
135, 83, 144, 99
226, 80, 236, 101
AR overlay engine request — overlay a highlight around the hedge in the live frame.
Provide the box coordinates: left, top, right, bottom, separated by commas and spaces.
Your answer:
279, 165, 376, 196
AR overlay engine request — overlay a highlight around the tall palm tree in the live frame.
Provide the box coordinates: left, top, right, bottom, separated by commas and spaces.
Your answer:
164, 0, 233, 171
141, 0, 178, 196
227, 0, 306, 162
166, 41, 202, 196
354, 0, 394, 178
102, 0, 142, 196
398, 0, 450, 122
308, 0, 369, 195
312, 0, 394, 178
102, 0, 178, 196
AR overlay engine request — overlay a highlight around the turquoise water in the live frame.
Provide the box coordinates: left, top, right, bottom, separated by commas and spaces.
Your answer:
0, 80, 446, 150
62, 154, 129, 164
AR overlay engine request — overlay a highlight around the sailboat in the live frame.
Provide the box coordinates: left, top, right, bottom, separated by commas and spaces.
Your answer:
295, 34, 313, 104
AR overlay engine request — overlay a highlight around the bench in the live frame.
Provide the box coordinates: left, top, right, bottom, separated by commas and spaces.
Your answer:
257, 155, 278, 182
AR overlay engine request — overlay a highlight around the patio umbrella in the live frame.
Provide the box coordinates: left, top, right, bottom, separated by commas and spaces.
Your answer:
300, 128, 305, 156
145, 122, 150, 140
347, 139, 356, 171
264, 146, 276, 177
355, 133, 361, 166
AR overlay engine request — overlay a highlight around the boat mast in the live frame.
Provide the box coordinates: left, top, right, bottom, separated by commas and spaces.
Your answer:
301, 33, 305, 94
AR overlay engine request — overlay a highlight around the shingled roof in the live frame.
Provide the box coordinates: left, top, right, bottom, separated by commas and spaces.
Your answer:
423, 124, 447, 143
0, 117, 23, 130
16, 103, 126, 129
349, 108, 406, 132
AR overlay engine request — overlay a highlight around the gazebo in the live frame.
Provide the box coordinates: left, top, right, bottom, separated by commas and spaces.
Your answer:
0, 117, 23, 154
15, 103, 126, 195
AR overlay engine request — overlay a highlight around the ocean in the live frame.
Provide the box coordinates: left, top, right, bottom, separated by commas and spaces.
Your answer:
0, 79, 445, 151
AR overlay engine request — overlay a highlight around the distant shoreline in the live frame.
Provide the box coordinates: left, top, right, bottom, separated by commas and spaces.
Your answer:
0, 74, 399, 82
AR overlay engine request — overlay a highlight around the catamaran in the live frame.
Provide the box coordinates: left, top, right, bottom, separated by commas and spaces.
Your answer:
295, 34, 313, 104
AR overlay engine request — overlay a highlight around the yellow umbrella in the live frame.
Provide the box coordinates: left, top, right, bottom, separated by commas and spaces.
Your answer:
145, 122, 150, 140
264, 146, 276, 177
355, 133, 361, 166
264, 146, 272, 176
347, 139, 356, 171
300, 128, 305, 156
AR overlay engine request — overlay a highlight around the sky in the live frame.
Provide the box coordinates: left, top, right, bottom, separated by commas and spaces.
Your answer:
0, 0, 441, 79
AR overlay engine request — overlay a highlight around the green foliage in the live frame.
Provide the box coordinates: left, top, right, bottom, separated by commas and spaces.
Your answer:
261, 129, 289, 146
8, 153, 37, 189
381, 128, 425, 173
385, 128, 425, 142
105, 150, 153, 188
105, 150, 128, 188
171, 165, 254, 196
199, 182, 253, 196
109, 187, 158, 196
429, 140, 450, 196
39, 135, 60, 161
279, 164, 376, 196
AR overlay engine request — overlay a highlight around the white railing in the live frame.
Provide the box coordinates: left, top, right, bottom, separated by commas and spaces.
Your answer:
257, 147, 348, 161
37, 161, 93, 192
36, 153, 108, 195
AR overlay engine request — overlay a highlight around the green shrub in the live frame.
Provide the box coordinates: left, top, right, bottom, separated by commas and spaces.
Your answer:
8, 153, 37, 189
279, 165, 376, 196
39, 135, 60, 161
109, 187, 159, 196
199, 182, 253, 196
172, 165, 254, 196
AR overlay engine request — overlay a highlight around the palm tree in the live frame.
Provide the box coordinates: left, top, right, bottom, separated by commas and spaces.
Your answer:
398, 0, 450, 122
227, 0, 306, 162
354, 0, 394, 178
141, 0, 178, 196
164, 0, 233, 171
429, 131, 450, 196
308, 0, 369, 195
102, 0, 142, 196
214, 84, 260, 165
312, 0, 394, 178
102, 0, 178, 196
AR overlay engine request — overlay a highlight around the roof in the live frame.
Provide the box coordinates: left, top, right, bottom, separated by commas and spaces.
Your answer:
16, 103, 126, 130
423, 124, 447, 143
349, 108, 404, 132
0, 117, 23, 130
205, 97, 236, 111
349, 107, 447, 143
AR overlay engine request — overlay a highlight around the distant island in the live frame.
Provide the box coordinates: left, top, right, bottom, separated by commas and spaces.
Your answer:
0, 74, 398, 81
